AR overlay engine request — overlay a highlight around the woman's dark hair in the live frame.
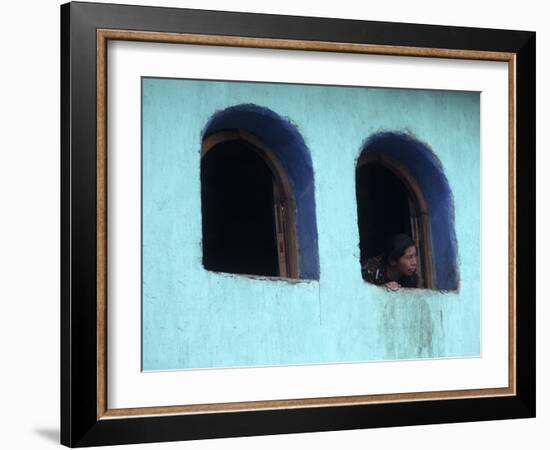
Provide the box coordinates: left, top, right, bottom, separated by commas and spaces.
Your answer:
384, 234, 416, 264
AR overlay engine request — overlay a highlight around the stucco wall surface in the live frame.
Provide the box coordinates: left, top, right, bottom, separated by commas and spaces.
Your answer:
142, 78, 480, 370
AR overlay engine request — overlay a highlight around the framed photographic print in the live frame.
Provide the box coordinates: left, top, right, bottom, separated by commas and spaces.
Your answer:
60, 1, 535, 447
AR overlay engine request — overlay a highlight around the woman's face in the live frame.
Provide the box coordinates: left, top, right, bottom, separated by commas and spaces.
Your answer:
396, 245, 417, 277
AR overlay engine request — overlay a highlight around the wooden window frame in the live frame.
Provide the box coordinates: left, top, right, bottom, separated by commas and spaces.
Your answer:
357, 152, 435, 289
201, 129, 300, 279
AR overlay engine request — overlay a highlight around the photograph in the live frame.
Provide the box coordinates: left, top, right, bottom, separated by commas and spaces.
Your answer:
141, 77, 480, 371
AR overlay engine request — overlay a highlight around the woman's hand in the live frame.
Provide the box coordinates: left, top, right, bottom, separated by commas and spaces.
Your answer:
384, 281, 401, 291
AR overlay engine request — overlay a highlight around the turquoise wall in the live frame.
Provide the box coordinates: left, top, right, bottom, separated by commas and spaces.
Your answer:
142, 78, 480, 370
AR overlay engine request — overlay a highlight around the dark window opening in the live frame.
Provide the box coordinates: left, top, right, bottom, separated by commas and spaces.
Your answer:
201, 138, 284, 277
356, 163, 412, 259
356, 160, 432, 288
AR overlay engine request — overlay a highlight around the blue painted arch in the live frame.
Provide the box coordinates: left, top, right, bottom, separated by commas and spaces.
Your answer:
358, 132, 459, 290
201, 104, 320, 280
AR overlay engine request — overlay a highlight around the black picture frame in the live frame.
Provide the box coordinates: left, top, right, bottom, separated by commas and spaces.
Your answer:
61, 1, 535, 447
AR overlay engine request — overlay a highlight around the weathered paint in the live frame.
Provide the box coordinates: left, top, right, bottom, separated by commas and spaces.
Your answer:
142, 78, 480, 370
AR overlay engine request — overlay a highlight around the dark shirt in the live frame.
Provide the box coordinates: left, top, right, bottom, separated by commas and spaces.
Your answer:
361, 254, 418, 288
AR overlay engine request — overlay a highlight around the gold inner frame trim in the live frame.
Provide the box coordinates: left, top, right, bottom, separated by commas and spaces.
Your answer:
96, 28, 517, 420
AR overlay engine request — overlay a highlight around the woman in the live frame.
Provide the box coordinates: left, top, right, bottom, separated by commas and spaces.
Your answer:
361, 234, 418, 290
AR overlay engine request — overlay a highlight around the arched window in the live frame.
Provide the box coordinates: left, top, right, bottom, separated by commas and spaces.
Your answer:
200, 104, 320, 280
201, 130, 298, 278
356, 132, 459, 290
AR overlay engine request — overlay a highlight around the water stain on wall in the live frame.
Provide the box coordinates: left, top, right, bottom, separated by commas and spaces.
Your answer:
380, 294, 434, 360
